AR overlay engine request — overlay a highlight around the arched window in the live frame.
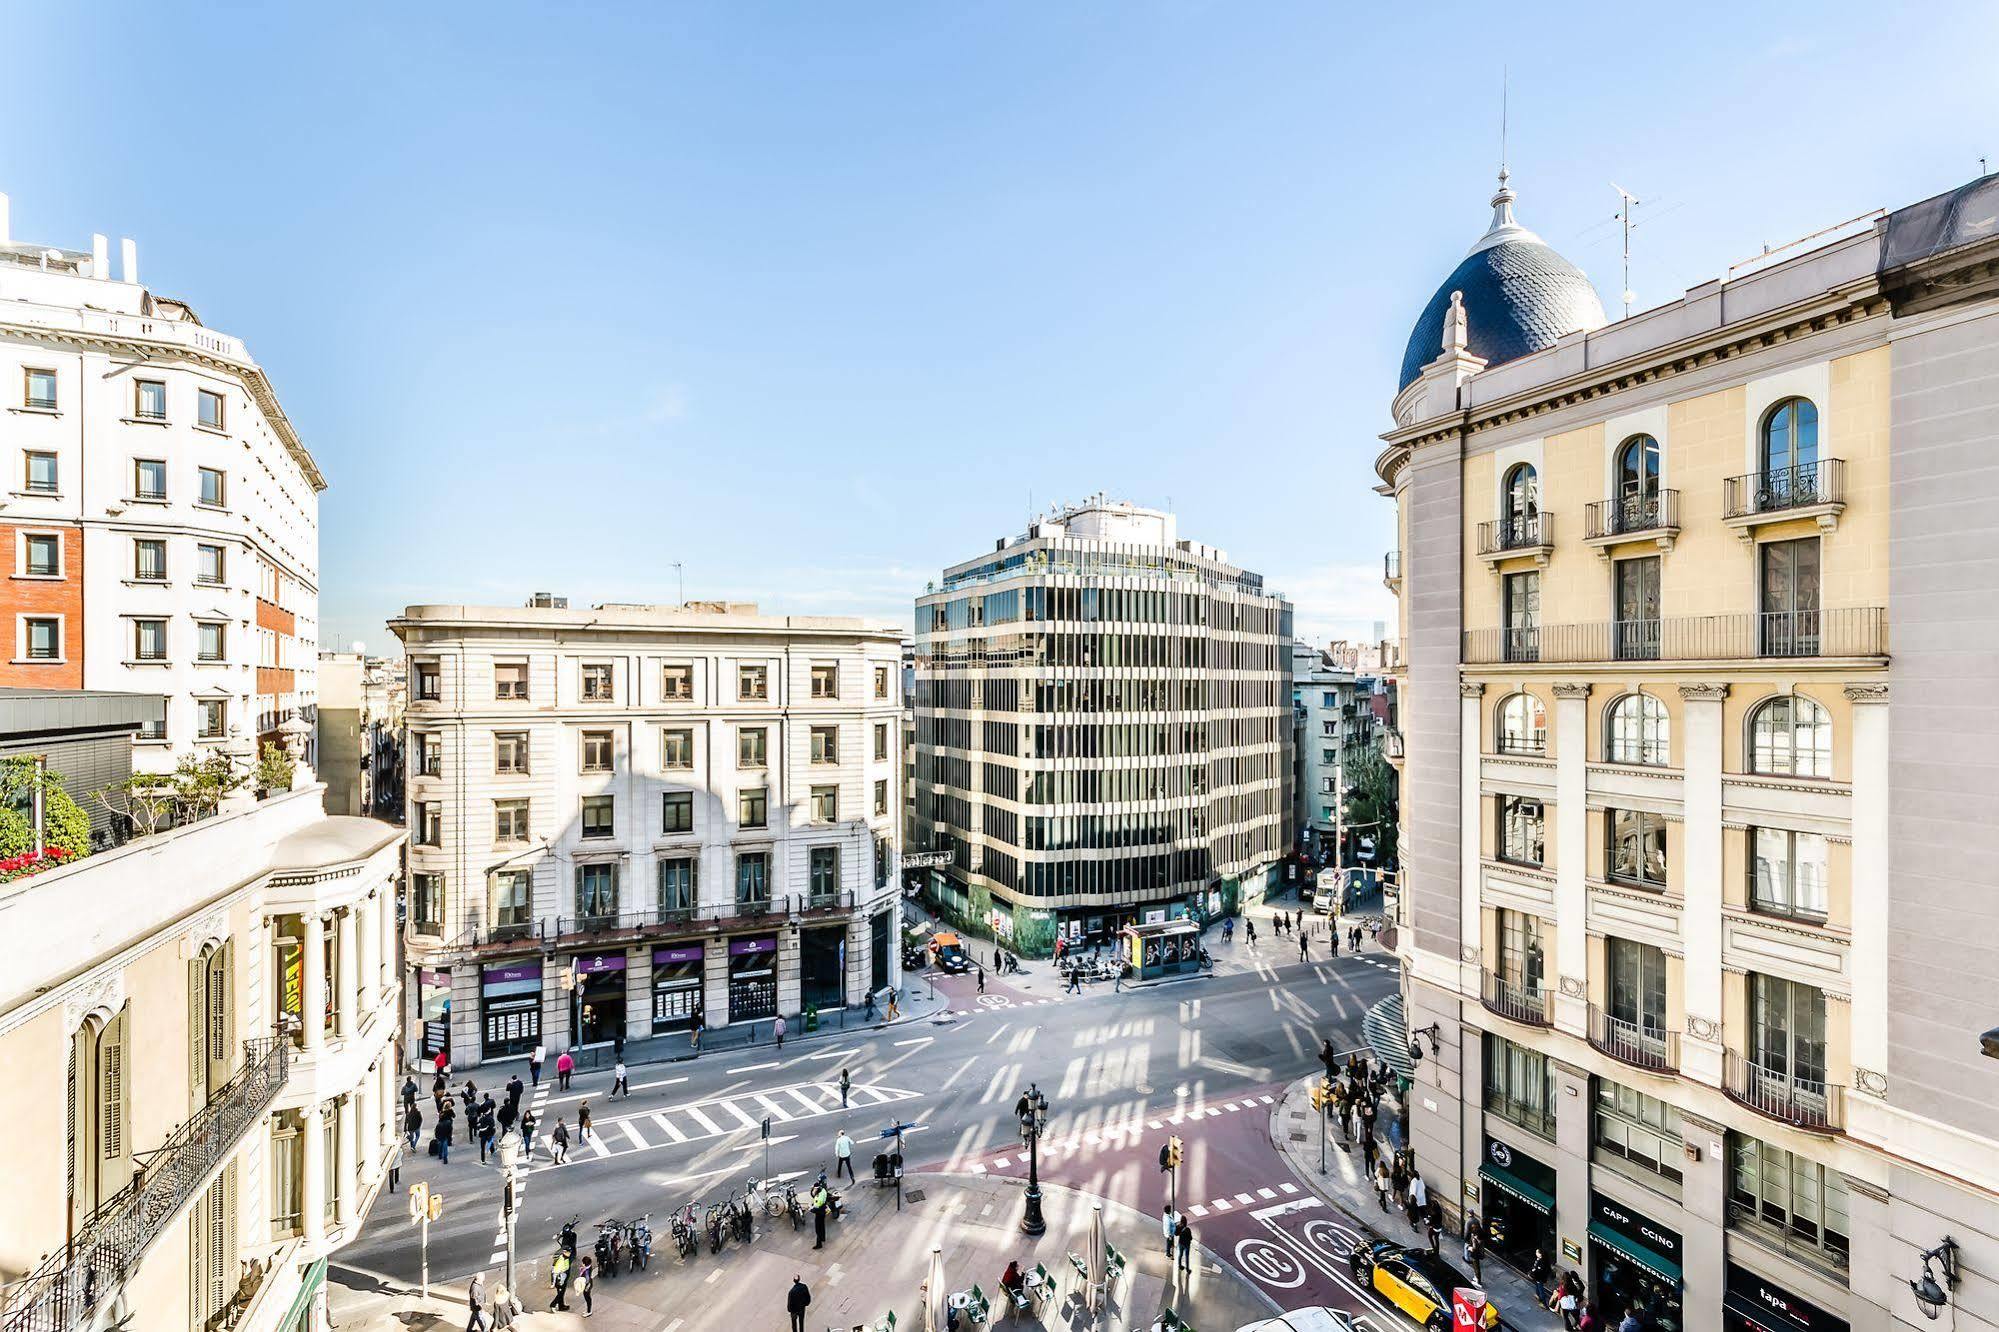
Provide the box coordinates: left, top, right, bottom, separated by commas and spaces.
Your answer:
1605, 692, 1670, 765
1503, 464, 1540, 545
1616, 435, 1661, 500
1496, 692, 1547, 755
1761, 397, 1820, 477
1749, 694, 1832, 777
67, 1007, 128, 1229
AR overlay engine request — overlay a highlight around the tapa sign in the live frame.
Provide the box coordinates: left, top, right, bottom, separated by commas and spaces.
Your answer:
902, 850, 952, 869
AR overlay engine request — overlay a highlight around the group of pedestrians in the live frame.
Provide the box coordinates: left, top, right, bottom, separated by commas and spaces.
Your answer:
1156, 1207, 1198, 1275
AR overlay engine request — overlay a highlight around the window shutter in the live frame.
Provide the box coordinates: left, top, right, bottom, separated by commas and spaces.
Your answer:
209, 949, 230, 1066
190, 958, 206, 1106
65, 1045, 77, 1198
100, 1031, 124, 1160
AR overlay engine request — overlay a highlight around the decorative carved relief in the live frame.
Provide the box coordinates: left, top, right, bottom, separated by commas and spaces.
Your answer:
1852, 1067, 1889, 1097
1460, 681, 1487, 698
1558, 974, 1587, 999
1552, 682, 1592, 700
1684, 1014, 1721, 1042
1459, 944, 1482, 964
1677, 682, 1729, 702
1843, 683, 1889, 705
64, 970, 126, 1035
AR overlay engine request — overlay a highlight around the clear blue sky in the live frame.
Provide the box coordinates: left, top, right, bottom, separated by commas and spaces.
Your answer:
6, 3, 1995, 650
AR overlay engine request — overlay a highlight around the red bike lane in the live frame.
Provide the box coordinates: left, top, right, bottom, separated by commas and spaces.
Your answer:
917, 1082, 1412, 1329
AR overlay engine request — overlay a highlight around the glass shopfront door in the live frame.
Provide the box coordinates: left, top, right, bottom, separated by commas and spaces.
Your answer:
1589, 1192, 1683, 1332
651, 945, 704, 1030
727, 936, 778, 1022
1478, 1136, 1556, 1273
481, 962, 542, 1059
573, 954, 627, 1046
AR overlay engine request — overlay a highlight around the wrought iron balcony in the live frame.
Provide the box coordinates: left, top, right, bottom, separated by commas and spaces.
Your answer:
1724, 1050, 1844, 1133
1, 1038, 288, 1332
1463, 608, 1887, 665
1477, 513, 1554, 559
1588, 1004, 1678, 1072
1480, 967, 1553, 1027
1585, 489, 1681, 542
1723, 459, 1845, 521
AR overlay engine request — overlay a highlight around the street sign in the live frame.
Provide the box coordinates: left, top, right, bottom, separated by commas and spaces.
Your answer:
407, 1182, 429, 1222
428, 1193, 444, 1221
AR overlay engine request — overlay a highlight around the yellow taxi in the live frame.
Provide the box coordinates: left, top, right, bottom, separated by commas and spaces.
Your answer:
1347, 1240, 1476, 1331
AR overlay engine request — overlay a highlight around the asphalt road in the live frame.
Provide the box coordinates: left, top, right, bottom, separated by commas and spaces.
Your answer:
341, 948, 1397, 1295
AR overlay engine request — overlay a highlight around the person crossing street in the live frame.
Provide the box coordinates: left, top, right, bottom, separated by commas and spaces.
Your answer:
839, 1068, 851, 1108
1175, 1217, 1195, 1274
834, 1128, 855, 1183
577, 1099, 592, 1143
611, 1061, 628, 1099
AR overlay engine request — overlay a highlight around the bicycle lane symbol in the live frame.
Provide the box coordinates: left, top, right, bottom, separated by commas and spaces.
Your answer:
1248, 1198, 1399, 1325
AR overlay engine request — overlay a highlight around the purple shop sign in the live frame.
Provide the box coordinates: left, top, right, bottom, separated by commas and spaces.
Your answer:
483, 962, 543, 984
418, 969, 451, 988
654, 945, 704, 965
573, 953, 628, 975
728, 936, 777, 957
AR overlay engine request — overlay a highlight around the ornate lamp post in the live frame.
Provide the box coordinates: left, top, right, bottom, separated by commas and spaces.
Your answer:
1017, 1082, 1050, 1235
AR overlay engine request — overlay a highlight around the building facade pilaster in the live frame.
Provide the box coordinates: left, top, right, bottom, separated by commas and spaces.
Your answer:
1677, 683, 1728, 1088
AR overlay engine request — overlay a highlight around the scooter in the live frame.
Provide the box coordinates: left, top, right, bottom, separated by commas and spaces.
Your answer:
630, 1214, 653, 1271
554, 1214, 579, 1260
814, 1169, 847, 1221
671, 1205, 699, 1259
594, 1221, 623, 1278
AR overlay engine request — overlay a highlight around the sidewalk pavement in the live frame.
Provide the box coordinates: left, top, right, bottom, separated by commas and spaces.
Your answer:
433, 979, 958, 1079
1268, 1075, 1563, 1332
330, 1173, 1277, 1331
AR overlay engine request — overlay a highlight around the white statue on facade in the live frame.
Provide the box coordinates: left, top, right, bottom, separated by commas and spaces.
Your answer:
1444, 289, 1469, 354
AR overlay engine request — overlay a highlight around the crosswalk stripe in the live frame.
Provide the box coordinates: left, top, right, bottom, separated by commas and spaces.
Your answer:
1279, 1183, 1299, 1195
1189, 1205, 1208, 1218
992, 1156, 1012, 1168
620, 1121, 649, 1150
1258, 1095, 1275, 1105
683, 1105, 723, 1135
715, 1100, 761, 1131
650, 1113, 688, 1143
587, 1132, 612, 1158
969, 1162, 985, 1174
1257, 1188, 1276, 1199
1233, 1193, 1253, 1205
1210, 1198, 1232, 1211
852, 1085, 896, 1105
752, 1094, 794, 1122
788, 1088, 828, 1115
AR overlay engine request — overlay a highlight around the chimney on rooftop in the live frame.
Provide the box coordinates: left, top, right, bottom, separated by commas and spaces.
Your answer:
119, 237, 138, 285
91, 234, 108, 279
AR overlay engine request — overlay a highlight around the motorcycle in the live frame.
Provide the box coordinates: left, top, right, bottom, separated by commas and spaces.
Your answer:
554, 1214, 580, 1259
783, 1184, 806, 1231
594, 1221, 623, 1278
705, 1203, 727, 1254
629, 1214, 653, 1272
814, 1169, 847, 1221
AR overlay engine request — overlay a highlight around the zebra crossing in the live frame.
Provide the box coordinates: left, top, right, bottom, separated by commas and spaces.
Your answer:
532, 1079, 921, 1171
959, 1092, 1278, 1173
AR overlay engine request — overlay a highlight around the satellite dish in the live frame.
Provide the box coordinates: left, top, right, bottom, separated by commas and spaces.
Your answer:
350, 640, 366, 654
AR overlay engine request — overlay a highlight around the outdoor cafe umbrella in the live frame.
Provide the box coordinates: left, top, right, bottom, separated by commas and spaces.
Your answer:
1088, 1203, 1108, 1313
924, 1244, 946, 1332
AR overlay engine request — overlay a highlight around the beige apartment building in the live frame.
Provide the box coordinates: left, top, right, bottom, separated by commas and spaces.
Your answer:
0, 691, 404, 1332
1379, 172, 1999, 1331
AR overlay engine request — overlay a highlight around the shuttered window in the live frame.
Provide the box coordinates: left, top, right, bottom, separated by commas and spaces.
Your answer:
99, 1020, 124, 1160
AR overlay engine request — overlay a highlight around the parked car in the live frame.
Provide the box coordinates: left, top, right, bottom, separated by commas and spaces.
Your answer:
929, 931, 971, 973
1347, 1240, 1474, 1332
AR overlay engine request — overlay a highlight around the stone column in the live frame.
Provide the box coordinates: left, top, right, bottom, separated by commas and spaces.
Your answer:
356, 1076, 378, 1186
1844, 683, 1890, 1102
301, 1100, 326, 1246
626, 945, 654, 1042
356, 895, 379, 1016
1677, 683, 1728, 1088
777, 927, 802, 1019
302, 913, 327, 1051
334, 1096, 356, 1230
335, 909, 359, 1041
379, 879, 397, 993
1552, 683, 1591, 1036
1459, 683, 1486, 999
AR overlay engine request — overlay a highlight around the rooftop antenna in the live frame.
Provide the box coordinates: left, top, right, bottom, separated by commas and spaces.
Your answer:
1500, 66, 1508, 179
1612, 183, 1643, 317
670, 562, 684, 607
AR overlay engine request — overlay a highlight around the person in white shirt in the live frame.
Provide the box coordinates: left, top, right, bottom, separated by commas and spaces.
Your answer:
833, 1129, 856, 1182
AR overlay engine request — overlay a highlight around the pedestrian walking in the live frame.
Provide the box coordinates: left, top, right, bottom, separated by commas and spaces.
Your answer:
402, 1075, 418, 1113
834, 1128, 856, 1183
1426, 1199, 1444, 1255
1350, 924, 1362, 952
520, 1108, 538, 1159
577, 1256, 594, 1317
467, 1273, 488, 1332
976, 967, 985, 994
885, 991, 900, 1021
432, 1070, 448, 1113
691, 1015, 704, 1054
1617, 1308, 1642, 1332
839, 1068, 852, 1108
774, 1014, 787, 1049
1551, 1280, 1579, 1331
1066, 968, 1082, 995
387, 1139, 402, 1190
1299, 933, 1310, 962
435, 1105, 455, 1165
405, 1104, 422, 1150
435, 1049, 450, 1077
529, 1046, 545, 1087
556, 1050, 574, 1090
1529, 1248, 1554, 1307
1330, 923, 1341, 955
1464, 1222, 1484, 1283
611, 1061, 628, 1098
811, 1181, 830, 1249
577, 1100, 592, 1143
1373, 1160, 1392, 1212
551, 1118, 570, 1165
506, 1074, 524, 1112
787, 1275, 813, 1332
1176, 1217, 1194, 1273
1410, 1172, 1428, 1212
1161, 1206, 1179, 1256
1338, 1097, 1354, 1147
549, 1251, 571, 1311
1361, 1128, 1379, 1175
1389, 1157, 1408, 1208
490, 1284, 518, 1330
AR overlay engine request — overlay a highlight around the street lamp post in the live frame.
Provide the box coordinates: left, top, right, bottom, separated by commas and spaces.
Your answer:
1017, 1083, 1050, 1236
497, 1129, 522, 1299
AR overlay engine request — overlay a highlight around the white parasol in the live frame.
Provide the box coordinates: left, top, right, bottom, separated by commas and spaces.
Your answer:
1087, 1203, 1108, 1312
923, 1244, 946, 1332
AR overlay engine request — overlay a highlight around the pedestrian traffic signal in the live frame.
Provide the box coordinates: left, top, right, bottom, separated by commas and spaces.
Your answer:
427, 1192, 444, 1221
406, 1182, 429, 1222
1167, 1135, 1183, 1170
1310, 1079, 1328, 1112
1159, 1143, 1171, 1172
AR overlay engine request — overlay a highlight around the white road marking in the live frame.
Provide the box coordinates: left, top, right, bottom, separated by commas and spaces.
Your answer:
1189, 1205, 1208, 1217
728, 1061, 781, 1074
804, 1048, 856, 1061
1279, 1182, 1299, 1195
619, 1121, 649, 1150
1234, 1193, 1254, 1205
586, 1133, 612, 1158
752, 1093, 794, 1122
682, 1105, 723, 1135
785, 1088, 826, 1116
650, 1113, 688, 1143
1257, 1187, 1276, 1199
894, 1036, 932, 1047
716, 1100, 761, 1130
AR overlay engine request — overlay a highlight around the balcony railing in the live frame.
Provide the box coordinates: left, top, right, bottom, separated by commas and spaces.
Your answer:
1724, 460, 1845, 520
1724, 1050, 1844, 1133
1382, 729, 1405, 760
1477, 513, 1552, 557
1588, 1004, 1678, 1072
1463, 608, 1886, 665
1480, 967, 1553, 1027
1585, 489, 1681, 540
1, 1037, 288, 1332
462, 892, 868, 950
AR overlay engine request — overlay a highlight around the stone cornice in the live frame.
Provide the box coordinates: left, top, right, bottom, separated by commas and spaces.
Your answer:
1843, 682, 1889, 705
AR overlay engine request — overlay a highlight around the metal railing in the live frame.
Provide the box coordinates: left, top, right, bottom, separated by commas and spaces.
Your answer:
1477, 513, 1552, 556
1464, 607, 1886, 664
1724, 1050, 1844, 1132
1585, 489, 1680, 540
1480, 968, 1553, 1027
1, 1038, 288, 1332
1588, 1005, 1678, 1072
458, 891, 877, 950
1724, 460, 1844, 520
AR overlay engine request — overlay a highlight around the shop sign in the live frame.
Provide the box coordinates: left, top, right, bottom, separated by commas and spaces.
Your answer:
729, 936, 776, 957
574, 953, 627, 976
654, 945, 704, 965
483, 962, 542, 984
1590, 1193, 1682, 1267
1725, 1263, 1849, 1332
1561, 1239, 1582, 1264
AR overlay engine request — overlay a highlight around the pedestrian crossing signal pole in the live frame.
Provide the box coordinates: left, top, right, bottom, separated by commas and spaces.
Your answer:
1310, 1078, 1332, 1175
1158, 1135, 1184, 1212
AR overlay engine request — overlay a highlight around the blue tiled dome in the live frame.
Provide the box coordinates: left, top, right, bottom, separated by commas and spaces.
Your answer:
1399, 176, 1607, 391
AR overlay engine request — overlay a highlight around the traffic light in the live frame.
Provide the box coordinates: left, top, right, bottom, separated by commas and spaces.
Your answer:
1159, 1143, 1171, 1172
1167, 1135, 1183, 1170
1310, 1079, 1328, 1112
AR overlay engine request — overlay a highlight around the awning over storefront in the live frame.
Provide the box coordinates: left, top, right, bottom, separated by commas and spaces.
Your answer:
1588, 1221, 1682, 1288
1362, 992, 1414, 1079
1479, 1163, 1554, 1216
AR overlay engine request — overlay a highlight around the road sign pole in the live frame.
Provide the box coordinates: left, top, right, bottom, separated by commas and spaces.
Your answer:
420, 1212, 430, 1300
1319, 1093, 1328, 1175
